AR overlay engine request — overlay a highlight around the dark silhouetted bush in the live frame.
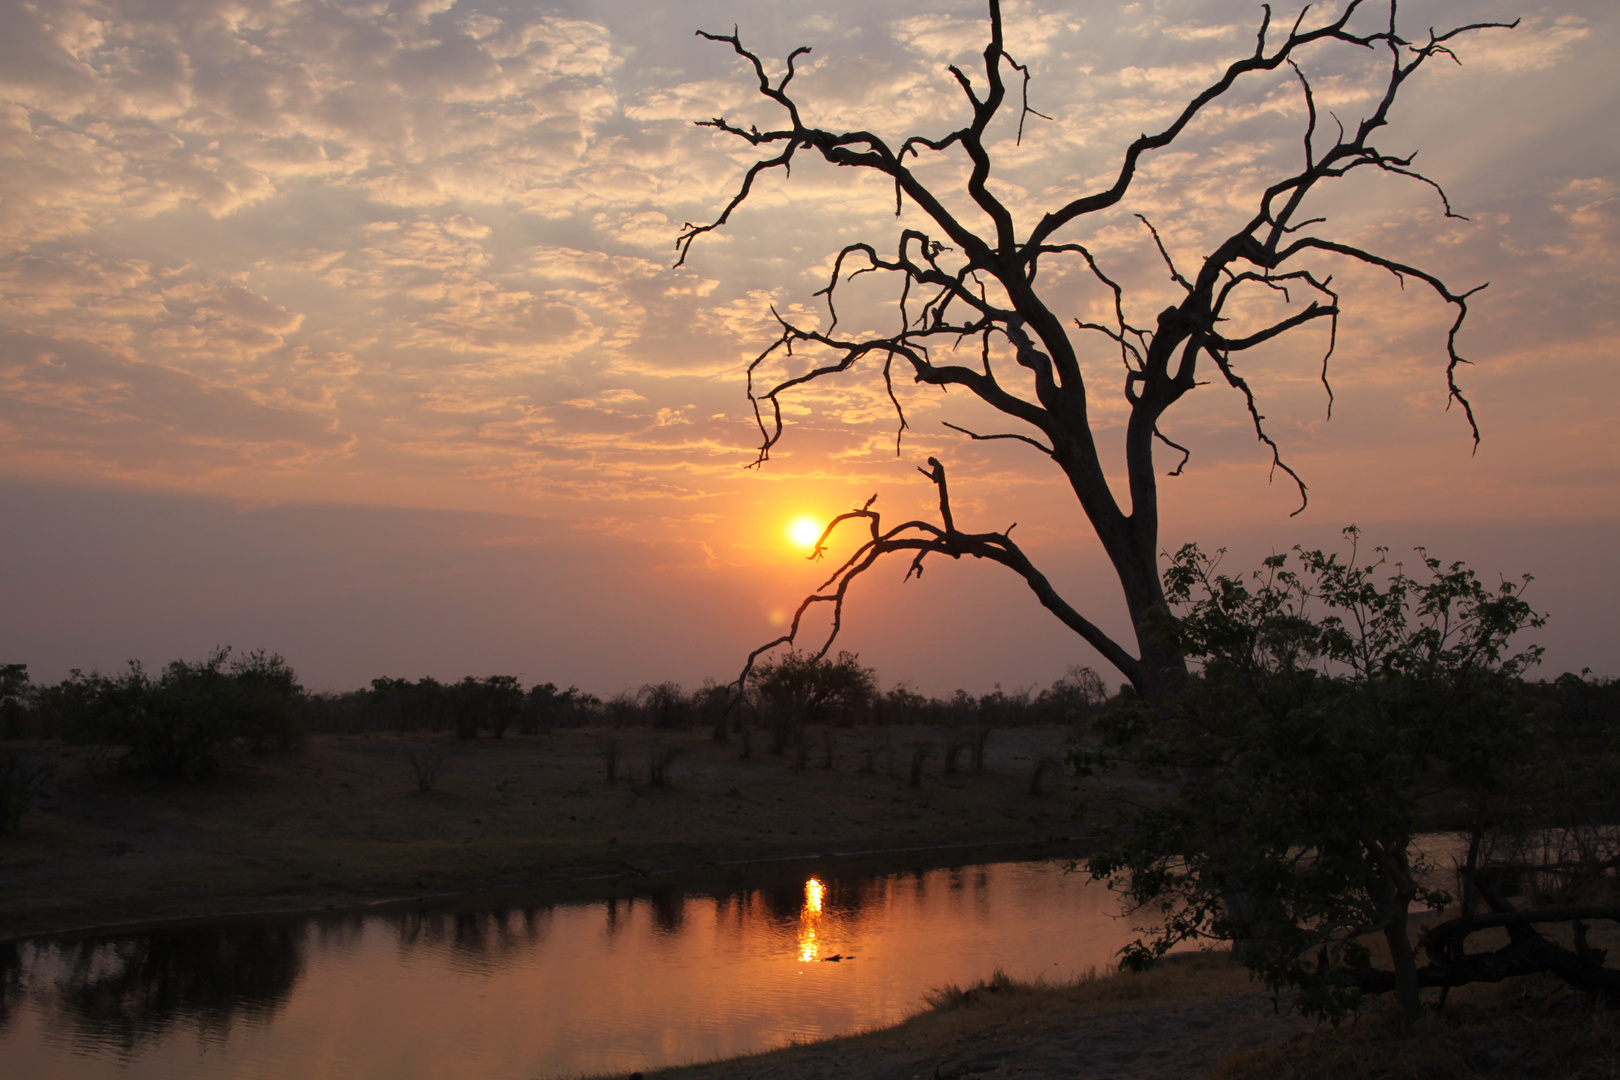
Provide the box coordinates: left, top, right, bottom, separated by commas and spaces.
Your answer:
62, 648, 303, 779
404, 740, 452, 792
1, 664, 27, 741
0, 746, 52, 833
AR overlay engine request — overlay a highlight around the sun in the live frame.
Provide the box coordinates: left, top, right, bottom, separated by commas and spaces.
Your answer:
789, 517, 823, 549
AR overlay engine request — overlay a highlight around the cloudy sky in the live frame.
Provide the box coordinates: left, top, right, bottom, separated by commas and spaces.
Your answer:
1, 0, 1615, 695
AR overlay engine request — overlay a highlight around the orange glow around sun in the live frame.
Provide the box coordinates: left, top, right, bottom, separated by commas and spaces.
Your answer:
789, 517, 822, 550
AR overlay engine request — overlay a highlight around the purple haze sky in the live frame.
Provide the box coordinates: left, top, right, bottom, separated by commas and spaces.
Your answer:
1, 0, 1615, 696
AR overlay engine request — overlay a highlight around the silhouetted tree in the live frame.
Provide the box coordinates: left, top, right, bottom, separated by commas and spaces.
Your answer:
752, 650, 877, 723
0, 664, 26, 741
64, 648, 303, 778
642, 681, 693, 730
682, 1, 1514, 699
521, 682, 595, 732
1079, 531, 1567, 1023
1042, 665, 1111, 733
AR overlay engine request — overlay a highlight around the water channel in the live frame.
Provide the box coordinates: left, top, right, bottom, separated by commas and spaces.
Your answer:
1, 858, 1144, 1080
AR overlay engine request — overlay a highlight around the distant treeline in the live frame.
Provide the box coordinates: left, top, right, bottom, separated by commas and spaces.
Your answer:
0, 648, 1114, 749
2, 649, 1616, 783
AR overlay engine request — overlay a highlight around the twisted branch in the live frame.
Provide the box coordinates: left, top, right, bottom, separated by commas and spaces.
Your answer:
686, 1, 1512, 692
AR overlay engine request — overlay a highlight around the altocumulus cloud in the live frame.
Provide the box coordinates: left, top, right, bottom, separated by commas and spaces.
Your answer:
0, 0, 1614, 691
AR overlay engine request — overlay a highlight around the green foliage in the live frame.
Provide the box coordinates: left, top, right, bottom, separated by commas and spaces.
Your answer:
65, 648, 304, 778
1079, 528, 1545, 1021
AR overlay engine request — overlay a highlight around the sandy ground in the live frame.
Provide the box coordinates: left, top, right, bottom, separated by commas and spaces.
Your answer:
1, 726, 1092, 939
651, 976, 1309, 1080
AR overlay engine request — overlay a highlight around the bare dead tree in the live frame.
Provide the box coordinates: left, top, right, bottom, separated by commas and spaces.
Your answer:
679, 1, 1513, 699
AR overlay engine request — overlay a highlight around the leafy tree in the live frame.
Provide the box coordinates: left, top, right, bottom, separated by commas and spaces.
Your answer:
521, 681, 595, 732
750, 649, 877, 724
1488, 672, 1620, 899
1040, 665, 1112, 732
0, 746, 51, 834
875, 683, 927, 726
225, 649, 304, 752
450, 675, 525, 740
66, 648, 304, 778
1078, 529, 1548, 1022
752, 650, 877, 755
368, 676, 450, 731
1, 663, 28, 740
641, 681, 693, 730
683, 1, 1514, 698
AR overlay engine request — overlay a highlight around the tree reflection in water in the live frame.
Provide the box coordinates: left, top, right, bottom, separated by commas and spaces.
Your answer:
0, 940, 23, 1037
387, 905, 558, 975
2, 860, 1120, 1077
33, 923, 305, 1057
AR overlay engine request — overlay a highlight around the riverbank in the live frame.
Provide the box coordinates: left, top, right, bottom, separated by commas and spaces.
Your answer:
639, 959, 1617, 1080
641, 956, 1306, 1080
1, 726, 1094, 939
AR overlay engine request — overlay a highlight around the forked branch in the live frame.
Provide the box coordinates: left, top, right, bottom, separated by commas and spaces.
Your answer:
733, 463, 1141, 696
685, 0, 1511, 693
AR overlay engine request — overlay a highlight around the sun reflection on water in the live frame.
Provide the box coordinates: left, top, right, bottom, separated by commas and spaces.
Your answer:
797, 877, 825, 962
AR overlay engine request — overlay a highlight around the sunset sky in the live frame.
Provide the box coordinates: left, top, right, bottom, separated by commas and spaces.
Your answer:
2, 0, 1615, 696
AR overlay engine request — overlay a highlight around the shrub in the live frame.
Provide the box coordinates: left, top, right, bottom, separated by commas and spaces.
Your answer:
65, 648, 304, 779
1081, 529, 1549, 1023
0, 747, 52, 833
404, 740, 452, 792
1, 664, 27, 740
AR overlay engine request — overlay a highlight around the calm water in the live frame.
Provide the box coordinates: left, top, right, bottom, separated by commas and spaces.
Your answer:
0, 859, 1139, 1080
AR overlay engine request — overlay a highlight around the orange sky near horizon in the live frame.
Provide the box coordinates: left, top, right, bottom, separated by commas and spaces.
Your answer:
0, 0, 1615, 695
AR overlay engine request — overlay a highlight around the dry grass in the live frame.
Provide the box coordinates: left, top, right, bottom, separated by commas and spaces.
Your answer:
635, 957, 1620, 1080
636, 951, 1255, 1080
1, 726, 1085, 937
909, 952, 1254, 1044
1212, 978, 1619, 1080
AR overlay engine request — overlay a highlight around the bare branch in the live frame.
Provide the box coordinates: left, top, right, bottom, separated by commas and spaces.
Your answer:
1136, 215, 1192, 293
734, 466, 1144, 693
942, 420, 1054, 456
1206, 347, 1310, 515
1282, 236, 1485, 446
683, 0, 1513, 694
1154, 425, 1192, 477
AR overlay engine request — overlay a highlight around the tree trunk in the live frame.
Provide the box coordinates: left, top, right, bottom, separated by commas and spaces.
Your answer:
1383, 910, 1422, 1025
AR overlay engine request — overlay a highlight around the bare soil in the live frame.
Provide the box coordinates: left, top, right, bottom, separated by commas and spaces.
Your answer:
644, 955, 1311, 1080
1, 726, 1088, 939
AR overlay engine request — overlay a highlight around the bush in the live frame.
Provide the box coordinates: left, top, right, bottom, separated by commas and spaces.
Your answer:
1, 664, 27, 740
404, 740, 452, 792
1080, 529, 1548, 1023
64, 648, 304, 779
0, 746, 52, 833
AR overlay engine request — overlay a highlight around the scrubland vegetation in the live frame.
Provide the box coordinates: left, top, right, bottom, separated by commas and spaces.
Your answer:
0, 647, 1103, 940
0, 648, 1112, 842
2, 548, 1617, 1077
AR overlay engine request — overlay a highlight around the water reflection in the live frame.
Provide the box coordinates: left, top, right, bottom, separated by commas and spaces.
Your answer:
0, 940, 23, 1037
798, 877, 825, 962
3, 859, 1132, 1080
25, 924, 304, 1058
